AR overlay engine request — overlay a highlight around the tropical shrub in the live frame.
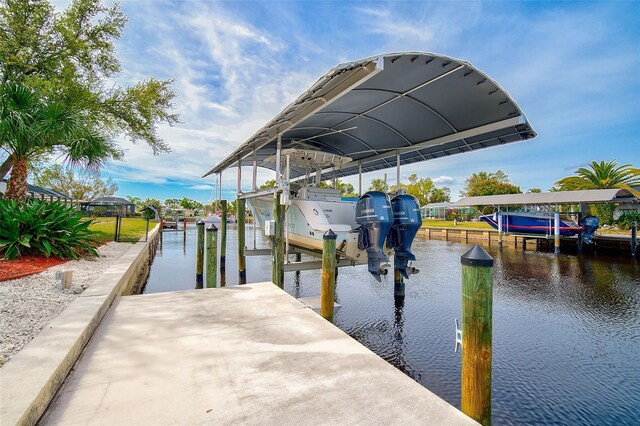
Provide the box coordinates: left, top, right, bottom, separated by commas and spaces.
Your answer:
0, 200, 98, 259
616, 212, 640, 231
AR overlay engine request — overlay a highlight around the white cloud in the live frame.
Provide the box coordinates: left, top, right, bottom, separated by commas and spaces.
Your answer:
189, 184, 217, 191
82, 0, 637, 201
433, 175, 456, 185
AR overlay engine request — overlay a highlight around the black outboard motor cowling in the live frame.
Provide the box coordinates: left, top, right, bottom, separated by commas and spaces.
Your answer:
387, 194, 422, 278
356, 191, 393, 281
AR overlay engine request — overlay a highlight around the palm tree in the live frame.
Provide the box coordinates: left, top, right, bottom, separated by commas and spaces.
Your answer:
0, 83, 119, 201
555, 161, 640, 196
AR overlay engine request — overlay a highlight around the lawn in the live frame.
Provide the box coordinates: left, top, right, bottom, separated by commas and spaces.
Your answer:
88, 217, 158, 243
422, 219, 492, 229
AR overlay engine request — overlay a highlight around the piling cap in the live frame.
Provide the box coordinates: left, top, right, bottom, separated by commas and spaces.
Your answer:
461, 244, 494, 267
206, 223, 218, 232
196, 219, 205, 225
323, 229, 337, 240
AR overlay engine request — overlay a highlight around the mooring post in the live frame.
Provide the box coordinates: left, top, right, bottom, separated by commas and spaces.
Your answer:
159, 219, 164, 249
183, 217, 187, 243
394, 257, 405, 303
272, 190, 284, 288
220, 200, 227, 286
294, 252, 302, 283
114, 215, 121, 242
237, 198, 247, 284
577, 212, 583, 254
321, 229, 337, 322
461, 244, 494, 426
554, 211, 561, 254
631, 220, 637, 258
206, 223, 218, 288
196, 219, 204, 289
497, 212, 503, 248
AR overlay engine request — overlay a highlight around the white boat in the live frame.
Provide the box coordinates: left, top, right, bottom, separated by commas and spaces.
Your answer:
203, 52, 536, 279
247, 150, 368, 259
202, 215, 222, 224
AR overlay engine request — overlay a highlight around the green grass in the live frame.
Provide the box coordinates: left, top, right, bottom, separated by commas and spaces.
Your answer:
87, 217, 158, 243
422, 219, 492, 229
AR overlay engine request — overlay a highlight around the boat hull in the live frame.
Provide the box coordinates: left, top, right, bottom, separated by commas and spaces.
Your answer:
481, 213, 584, 236
247, 195, 388, 262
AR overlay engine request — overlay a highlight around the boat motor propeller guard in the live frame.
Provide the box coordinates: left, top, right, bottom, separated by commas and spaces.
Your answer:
387, 194, 422, 278
356, 191, 393, 281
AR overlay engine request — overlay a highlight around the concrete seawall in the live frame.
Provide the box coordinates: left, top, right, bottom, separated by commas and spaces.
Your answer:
0, 226, 161, 426
418, 226, 636, 253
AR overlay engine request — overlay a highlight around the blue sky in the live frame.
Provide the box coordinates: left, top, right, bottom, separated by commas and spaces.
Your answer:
51, 0, 640, 202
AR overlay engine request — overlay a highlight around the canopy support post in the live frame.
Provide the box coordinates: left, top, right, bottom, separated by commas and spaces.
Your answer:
358, 160, 362, 196
237, 158, 242, 196
554, 211, 560, 255
396, 150, 401, 191
285, 153, 290, 264
252, 149, 257, 250
252, 149, 257, 191
276, 134, 282, 188
237, 157, 246, 284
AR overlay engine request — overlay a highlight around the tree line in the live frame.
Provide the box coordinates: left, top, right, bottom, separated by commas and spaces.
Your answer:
0, 0, 178, 201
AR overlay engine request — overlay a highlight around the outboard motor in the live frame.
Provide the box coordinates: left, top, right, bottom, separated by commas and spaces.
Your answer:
356, 191, 393, 281
387, 194, 422, 278
580, 215, 599, 244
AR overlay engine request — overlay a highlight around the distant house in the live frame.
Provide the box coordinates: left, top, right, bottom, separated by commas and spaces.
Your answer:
81, 197, 136, 217
0, 179, 72, 203
421, 202, 475, 220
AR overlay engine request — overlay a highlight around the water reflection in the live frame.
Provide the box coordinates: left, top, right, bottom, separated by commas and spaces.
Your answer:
144, 227, 640, 425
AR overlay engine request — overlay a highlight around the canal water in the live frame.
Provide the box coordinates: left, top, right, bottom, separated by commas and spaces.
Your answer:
145, 224, 640, 425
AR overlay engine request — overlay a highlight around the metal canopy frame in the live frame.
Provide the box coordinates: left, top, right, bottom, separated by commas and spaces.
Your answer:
454, 189, 639, 207
204, 52, 536, 193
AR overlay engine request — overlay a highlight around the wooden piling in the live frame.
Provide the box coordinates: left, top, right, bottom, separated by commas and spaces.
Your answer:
220, 200, 227, 286
206, 224, 218, 288
237, 198, 246, 284
554, 212, 561, 254
321, 229, 337, 322
295, 252, 302, 283
114, 215, 121, 242
497, 213, 503, 248
196, 219, 205, 289
460, 245, 494, 426
183, 217, 187, 243
272, 190, 284, 288
393, 267, 405, 301
632, 220, 637, 258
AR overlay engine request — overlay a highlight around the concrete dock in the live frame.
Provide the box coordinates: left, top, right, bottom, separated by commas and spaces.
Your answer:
41, 283, 475, 425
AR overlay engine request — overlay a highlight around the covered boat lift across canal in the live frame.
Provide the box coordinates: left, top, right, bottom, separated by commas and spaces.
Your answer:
455, 188, 639, 255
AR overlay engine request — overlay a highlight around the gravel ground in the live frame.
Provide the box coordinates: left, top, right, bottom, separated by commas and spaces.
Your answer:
0, 242, 133, 367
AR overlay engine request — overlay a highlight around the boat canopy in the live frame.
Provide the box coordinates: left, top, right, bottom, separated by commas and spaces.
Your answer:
203, 52, 536, 180
455, 189, 639, 206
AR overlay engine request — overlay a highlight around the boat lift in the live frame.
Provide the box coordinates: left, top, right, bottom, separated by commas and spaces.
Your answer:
203, 52, 537, 282
455, 189, 639, 254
